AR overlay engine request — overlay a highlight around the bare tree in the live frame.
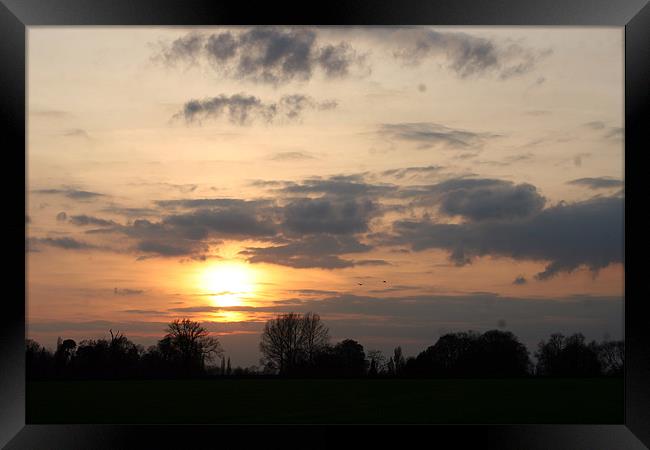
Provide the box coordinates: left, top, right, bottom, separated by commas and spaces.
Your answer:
259, 312, 330, 375
301, 312, 330, 364
163, 318, 223, 372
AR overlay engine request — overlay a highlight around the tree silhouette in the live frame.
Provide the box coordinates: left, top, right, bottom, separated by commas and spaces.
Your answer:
159, 318, 223, 376
25, 318, 620, 380
406, 330, 531, 377
366, 349, 386, 376
300, 312, 330, 365
392, 347, 406, 376
26, 339, 54, 380
596, 340, 624, 376
535, 333, 601, 377
54, 337, 77, 375
313, 339, 367, 377
259, 312, 329, 375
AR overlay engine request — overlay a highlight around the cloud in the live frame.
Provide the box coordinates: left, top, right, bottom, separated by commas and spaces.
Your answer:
98, 199, 278, 258
282, 197, 377, 235
378, 123, 499, 149
114, 288, 144, 296
583, 122, 623, 140
605, 127, 624, 139
33, 188, 105, 200
418, 178, 547, 221
384, 195, 623, 280
175, 93, 336, 125
381, 165, 444, 180
567, 177, 623, 190
69, 215, 117, 227
392, 29, 551, 79
157, 28, 368, 85
136, 239, 204, 257
155, 198, 271, 210
122, 309, 166, 315
162, 208, 277, 238
513, 276, 527, 285
583, 121, 607, 130
28, 237, 96, 250
269, 151, 316, 161
241, 235, 372, 269
100, 206, 161, 217
280, 175, 394, 197
63, 129, 91, 139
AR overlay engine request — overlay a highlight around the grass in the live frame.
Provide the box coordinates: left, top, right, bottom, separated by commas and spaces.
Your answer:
27, 377, 623, 424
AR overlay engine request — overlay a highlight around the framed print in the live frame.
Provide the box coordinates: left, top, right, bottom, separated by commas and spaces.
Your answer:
1, 0, 649, 448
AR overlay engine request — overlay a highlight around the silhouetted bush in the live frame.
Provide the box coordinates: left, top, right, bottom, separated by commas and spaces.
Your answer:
310, 339, 368, 377
405, 330, 531, 377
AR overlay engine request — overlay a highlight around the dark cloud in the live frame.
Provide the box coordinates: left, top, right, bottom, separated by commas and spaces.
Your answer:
100, 200, 278, 258
381, 165, 444, 180
241, 235, 371, 269
69, 215, 117, 227
420, 178, 547, 221
136, 239, 203, 257
175, 93, 336, 125
384, 195, 623, 280
155, 198, 271, 210
567, 177, 623, 190
513, 276, 527, 285
114, 288, 144, 296
392, 29, 551, 79
33, 188, 105, 200
162, 208, 277, 238
158, 28, 367, 85
280, 175, 394, 197
29, 237, 96, 250
283, 197, 377, 235
378, 123, 499, 149
100, 206, 160, 217
354, 259, 391, 266
157, 31, 205, 65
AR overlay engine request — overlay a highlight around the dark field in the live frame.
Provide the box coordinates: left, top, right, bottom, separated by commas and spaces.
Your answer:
27, 378, 623, 424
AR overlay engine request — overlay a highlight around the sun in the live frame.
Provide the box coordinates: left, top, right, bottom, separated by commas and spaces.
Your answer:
199, 262, 256, 307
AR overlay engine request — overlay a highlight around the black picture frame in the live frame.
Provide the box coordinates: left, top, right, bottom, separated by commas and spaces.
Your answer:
2, 1, 648, 448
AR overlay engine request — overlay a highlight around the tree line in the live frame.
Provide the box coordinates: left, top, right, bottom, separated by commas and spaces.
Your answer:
26, 313, 623, 380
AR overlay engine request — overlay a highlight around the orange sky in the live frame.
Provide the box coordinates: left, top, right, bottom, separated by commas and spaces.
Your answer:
26, 27, 624, 366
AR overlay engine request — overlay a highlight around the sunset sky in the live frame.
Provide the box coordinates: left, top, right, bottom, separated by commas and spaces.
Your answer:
26, 26, 624, 367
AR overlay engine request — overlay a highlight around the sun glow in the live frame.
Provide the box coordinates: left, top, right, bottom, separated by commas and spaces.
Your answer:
199, 262, 257, 307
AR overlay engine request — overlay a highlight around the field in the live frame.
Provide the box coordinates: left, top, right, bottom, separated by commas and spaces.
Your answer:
27, 378, 623, 424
